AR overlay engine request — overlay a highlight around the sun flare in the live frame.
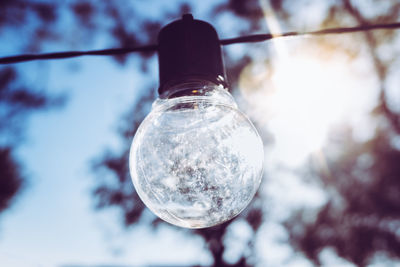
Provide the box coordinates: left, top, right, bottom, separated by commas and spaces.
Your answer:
239, 44, 370, 166
270, 55, 350, 149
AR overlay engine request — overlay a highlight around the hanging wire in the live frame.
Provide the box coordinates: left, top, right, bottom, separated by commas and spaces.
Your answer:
219, 22, 400, 45
0, 45, 158, 65
1, 22, 400, 64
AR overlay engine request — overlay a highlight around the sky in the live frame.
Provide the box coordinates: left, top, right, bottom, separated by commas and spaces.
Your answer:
0, 55, 214, 266
0, 1, 399, 267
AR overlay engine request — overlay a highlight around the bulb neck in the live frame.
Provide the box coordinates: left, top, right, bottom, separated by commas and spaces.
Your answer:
159, 80, 226, 99
152, 81, 237, 111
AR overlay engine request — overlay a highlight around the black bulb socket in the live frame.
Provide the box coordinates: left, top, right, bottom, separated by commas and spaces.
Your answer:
157, 14, 228, 98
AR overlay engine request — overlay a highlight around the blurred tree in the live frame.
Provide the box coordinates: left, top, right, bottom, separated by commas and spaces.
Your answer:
285, 127, 400, 266
284, 0, 400, 266
0, 147, 22, 214
0, 0, 65, 216
0, 0, 160, 218
0, 65, 64, 214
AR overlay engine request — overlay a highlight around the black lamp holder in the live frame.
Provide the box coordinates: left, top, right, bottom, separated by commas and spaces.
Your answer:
157, 14, 227, 97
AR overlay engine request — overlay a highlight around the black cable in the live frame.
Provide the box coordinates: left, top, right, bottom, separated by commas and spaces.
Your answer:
1, 22, 399, 64
220, 22, 400, 45
0, 44, 158, 64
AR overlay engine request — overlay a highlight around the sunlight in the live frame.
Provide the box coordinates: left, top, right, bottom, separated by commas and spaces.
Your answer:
270, 55, 350, 153
240, 1, 378, 166
238, 44, 373, 166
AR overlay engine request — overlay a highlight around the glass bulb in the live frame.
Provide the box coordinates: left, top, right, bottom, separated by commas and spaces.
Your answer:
129, 81, 264, 228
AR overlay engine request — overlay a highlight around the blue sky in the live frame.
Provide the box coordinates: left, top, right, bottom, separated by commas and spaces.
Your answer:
0, 55, 214, 266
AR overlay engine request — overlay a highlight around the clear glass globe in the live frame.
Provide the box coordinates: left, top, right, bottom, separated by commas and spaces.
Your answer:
129, 82, 264, 228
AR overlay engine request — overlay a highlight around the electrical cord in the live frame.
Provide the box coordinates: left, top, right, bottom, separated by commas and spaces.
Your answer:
1, 22, 399, 64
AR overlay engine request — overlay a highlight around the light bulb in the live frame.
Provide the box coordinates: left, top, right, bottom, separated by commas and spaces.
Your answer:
128, 14, 263, 228
129, 81, 264, 228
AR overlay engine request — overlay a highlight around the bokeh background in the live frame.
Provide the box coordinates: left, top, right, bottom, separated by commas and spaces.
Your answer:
1, 0, 399, 266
